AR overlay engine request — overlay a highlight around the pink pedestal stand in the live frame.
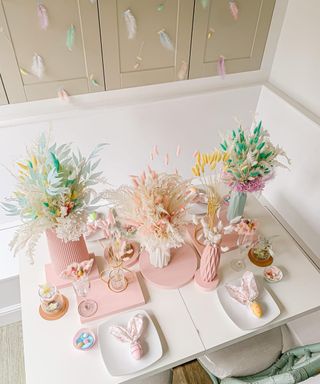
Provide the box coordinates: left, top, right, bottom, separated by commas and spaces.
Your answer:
76, 272, 145, 323
45, 253, 100, 289
194, 270, 219, 291
139, 243, 198, 289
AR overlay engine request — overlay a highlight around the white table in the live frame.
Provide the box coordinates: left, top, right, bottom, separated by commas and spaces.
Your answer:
180, 197, 320, 352
19, 237, 204, 384
19, 197, 320, 384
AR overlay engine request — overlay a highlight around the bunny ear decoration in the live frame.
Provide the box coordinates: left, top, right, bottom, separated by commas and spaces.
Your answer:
226, 271, 259, 305
109, 314, 145, 360
127, 313, 144, 341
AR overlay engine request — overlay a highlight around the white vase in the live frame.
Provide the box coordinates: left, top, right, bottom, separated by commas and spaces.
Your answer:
148, 246, 171, 268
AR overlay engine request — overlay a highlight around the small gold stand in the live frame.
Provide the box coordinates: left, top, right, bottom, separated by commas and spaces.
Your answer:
248, 248, 273, 267
39, 295, 69, 321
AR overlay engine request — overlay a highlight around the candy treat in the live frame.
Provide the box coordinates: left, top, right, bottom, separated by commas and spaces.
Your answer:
109, 314, 145, 360
250, 300, 263, 318
73, 329, 95, 351
226, 271, 263, 318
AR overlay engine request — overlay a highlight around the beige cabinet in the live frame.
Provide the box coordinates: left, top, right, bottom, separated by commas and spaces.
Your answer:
189, 0, 275, 79
99, 0, 194, 89
0, 75, 8, 105
0, 0, 104, 103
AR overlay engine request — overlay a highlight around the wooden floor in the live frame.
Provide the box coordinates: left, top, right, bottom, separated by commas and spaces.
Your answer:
0, 321, 26, 384
172, 360, 213, 384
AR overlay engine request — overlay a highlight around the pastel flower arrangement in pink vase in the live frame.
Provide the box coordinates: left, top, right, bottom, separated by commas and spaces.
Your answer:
105, 167, 195, 268
219, 121, 290, 221
1, 133, 106, 274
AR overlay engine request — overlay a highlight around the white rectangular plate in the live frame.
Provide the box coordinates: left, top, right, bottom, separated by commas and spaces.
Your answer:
217, 277, 280, 330
98, 309, 163, 376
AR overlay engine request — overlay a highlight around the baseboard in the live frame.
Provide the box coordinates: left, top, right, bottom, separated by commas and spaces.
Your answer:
0, 303, 21, 327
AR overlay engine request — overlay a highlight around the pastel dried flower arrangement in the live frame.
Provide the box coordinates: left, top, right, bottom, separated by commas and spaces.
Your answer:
1, 134, 106, 261
191, 150, 228, 230
104, 167, 195, 252
220, 121, 290, 193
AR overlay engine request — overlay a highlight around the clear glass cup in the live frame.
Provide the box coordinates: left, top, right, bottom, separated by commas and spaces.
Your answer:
72, 276, 98, 317
230, 234, 255, 272
38, 284, 64, 315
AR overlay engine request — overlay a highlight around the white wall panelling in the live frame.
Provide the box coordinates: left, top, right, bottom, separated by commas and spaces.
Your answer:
257, 85, 320, 262
269, 0, 320, 117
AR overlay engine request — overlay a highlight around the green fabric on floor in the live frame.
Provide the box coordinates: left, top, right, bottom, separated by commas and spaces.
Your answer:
0, 321, 26, 384
219, 343, 320, 384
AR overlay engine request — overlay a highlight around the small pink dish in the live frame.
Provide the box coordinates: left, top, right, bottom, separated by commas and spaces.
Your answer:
73, 328, 96, 351
264, 266, 283, 283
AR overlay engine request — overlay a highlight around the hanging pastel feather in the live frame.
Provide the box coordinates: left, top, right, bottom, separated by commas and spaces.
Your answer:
158, 29, 174, 51
177, 61, 188, 80
207, 28, 215, 39
217, 56, 226, 78
66, 24, 75, 51
176, 145, 181, 157
229, 1, 239, 20
123, 9, 137, 39
20, 67, 30, 76
31, 53, 45, 78
201, 0, 210, 9
57, 88, 69, 101
164, 153, 169, 166
37, 4, 49, 30
89, 74, 99, 87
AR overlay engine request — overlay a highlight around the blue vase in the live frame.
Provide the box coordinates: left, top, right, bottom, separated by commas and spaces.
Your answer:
227, 191, 247, 221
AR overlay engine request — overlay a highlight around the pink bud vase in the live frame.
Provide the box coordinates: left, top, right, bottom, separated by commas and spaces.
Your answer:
46, 230, 90, 275
194, 243, 221, 290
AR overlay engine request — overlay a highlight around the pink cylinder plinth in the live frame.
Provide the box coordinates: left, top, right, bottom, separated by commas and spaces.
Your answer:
46, 230, 90, 275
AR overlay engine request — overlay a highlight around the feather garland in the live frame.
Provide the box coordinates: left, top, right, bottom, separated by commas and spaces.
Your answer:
57, 88, 69, 101
89, 74, 99, 87
66, 24, 75, 51
158, 29, 174, 51
217, 56, 226, 78
201, 0, 210, 9
37, 4, 49, 30
177, 61, 188, 80
123, 9, 137, 39
229, 1, 239, 20
20, 68, 30, 76
31, 53, 45, 78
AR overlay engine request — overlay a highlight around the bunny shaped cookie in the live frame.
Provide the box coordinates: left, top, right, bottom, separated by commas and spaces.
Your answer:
109, 313, 145, 360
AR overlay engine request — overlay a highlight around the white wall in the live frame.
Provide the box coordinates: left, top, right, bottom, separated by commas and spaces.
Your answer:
0, 85, 261, 228
269, 0, 320, 117
257, 86, 320, 261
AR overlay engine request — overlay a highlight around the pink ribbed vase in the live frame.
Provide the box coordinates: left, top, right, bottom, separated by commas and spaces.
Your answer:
46, 230, 90, 275
200, 244, 221, 283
